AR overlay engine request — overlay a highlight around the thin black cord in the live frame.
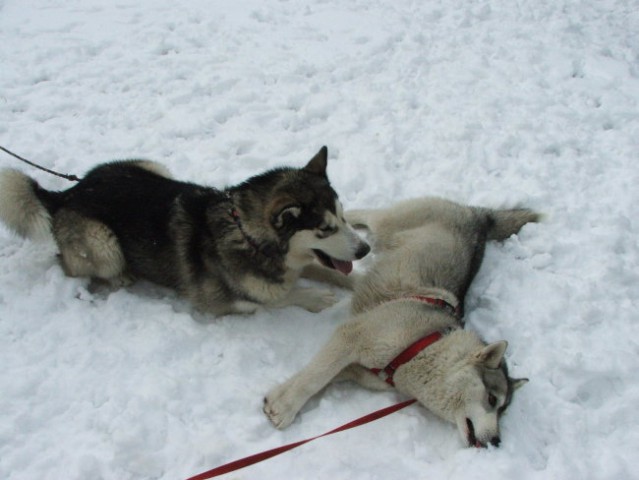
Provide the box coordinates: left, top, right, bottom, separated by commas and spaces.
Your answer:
0, 145, 81, 182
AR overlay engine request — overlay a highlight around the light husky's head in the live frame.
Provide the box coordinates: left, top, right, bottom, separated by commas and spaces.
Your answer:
413, 340, 527, 448
267, 147, 370, 273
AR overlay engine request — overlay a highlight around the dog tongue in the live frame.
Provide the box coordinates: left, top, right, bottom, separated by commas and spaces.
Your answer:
331, 258, 353, 275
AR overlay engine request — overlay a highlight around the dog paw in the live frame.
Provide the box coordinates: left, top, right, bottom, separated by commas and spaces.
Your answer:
111, 273, 136, 288
295, 288, 337, 312
263, 385, 300, 430
230, 301, 261, 315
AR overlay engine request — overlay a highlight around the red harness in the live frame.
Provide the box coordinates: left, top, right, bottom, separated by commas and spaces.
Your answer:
369, 331, 443, 387
369, 295, 460, 387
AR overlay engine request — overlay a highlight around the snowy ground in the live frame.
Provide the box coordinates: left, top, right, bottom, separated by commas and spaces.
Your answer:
1, 0, 638, 479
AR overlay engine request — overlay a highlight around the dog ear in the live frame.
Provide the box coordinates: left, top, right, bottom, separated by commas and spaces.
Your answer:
475, 341, 508, 369
303, 146, 328, 177
275, 205, 302, 228
510, 377, 529, 390
268, 196, 302, 228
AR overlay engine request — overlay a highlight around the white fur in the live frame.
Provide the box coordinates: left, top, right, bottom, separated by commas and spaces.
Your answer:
53, 209, 128, 284
265, 197, 534, 447
0, 169, 52, 240
129, 160, 173, 178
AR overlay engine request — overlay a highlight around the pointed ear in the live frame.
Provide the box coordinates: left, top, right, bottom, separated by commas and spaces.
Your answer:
475, 341, 508, 369
303, 146, 328, 176
268, 195, 302, 228
510, 377, 529, 391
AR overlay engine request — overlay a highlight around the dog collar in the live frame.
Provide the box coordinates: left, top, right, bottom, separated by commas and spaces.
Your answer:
228, 207, 263, 253
224, 192, 265, 255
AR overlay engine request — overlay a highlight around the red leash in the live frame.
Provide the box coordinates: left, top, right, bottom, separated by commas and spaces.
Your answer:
185, 399, 416, 480
187, 300, 458, 480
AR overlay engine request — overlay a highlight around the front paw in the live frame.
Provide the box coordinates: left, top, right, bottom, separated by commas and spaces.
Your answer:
296, 288, 337, 312
263, 384, 301, 430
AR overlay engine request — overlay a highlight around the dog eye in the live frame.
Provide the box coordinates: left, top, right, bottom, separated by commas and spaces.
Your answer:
319, 225, 337, 234
488, 393, 497, 408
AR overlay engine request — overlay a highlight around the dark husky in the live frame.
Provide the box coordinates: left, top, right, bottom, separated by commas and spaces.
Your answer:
0, 147, 370, 315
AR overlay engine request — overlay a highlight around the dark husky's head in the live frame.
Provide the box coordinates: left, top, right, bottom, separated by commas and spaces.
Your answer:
235, 147, 370, 273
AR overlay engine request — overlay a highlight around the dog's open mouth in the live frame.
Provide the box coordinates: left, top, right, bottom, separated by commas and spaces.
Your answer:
313, 249, 353, 275
466, 418, 483, 448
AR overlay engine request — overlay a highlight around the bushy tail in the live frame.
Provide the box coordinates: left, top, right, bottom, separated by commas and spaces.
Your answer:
0, 169, 53, 239
486, 208, 540, 241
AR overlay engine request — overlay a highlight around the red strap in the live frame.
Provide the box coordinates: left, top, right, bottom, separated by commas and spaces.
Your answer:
370, 331, 443, 386
185, 399, 416, 480
407, 295, 461, 318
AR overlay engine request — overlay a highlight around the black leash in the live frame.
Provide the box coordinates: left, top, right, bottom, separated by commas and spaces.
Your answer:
0, 145, 81, 182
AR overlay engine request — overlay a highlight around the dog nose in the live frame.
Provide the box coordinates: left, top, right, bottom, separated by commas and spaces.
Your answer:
490, 436, 501, 447
355, 242, 371, 260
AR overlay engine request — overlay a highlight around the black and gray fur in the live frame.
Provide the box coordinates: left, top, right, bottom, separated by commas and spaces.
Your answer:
0, 147, 370, 315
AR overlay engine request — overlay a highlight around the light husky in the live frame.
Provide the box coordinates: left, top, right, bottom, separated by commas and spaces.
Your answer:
0, 147, 369, 316
264, 197, 537, 447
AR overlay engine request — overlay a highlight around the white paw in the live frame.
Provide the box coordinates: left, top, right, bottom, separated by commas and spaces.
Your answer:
231, 300, 261, 315
263, 383, 301, 430
295, 288, 337, 312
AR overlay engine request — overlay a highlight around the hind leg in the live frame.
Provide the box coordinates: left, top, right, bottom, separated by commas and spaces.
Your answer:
52, 209, 132, 287
483, 208, 540, 241
348, 197, 501, 252
345, 199, 448, 252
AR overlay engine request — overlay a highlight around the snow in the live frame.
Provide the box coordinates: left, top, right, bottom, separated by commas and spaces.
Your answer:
1, 0, 638, 479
